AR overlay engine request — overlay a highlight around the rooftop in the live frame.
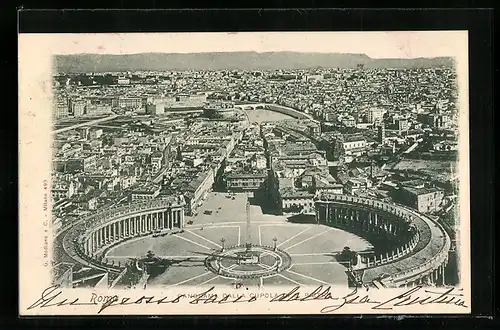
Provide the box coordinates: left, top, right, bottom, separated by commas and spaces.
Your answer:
401, 185, 444, 196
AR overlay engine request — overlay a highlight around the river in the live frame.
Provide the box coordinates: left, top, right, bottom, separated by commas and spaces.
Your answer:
244, 109, 295, 123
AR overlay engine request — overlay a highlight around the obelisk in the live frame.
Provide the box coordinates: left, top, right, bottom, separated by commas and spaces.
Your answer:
245, 198, 252, 251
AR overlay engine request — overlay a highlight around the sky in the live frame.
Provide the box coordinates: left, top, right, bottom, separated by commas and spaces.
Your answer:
25, 31, 468, 59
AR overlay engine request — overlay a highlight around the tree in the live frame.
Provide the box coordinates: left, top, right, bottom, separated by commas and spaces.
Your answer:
203, 108, 222, 119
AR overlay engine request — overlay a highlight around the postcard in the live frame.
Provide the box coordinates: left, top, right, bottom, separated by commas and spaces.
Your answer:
19, 31, 470, 315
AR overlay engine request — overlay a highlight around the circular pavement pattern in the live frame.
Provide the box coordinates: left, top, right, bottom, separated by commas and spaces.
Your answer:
105, 220, 372, 288
204, 245, 292, 279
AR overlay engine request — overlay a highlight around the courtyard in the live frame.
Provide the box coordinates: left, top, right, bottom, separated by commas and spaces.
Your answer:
105, 192, 372, 288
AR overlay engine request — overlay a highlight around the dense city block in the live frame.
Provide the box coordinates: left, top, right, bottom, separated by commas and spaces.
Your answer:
51, 65, 459, 289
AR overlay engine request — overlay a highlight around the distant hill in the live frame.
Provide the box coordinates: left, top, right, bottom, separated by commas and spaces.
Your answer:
53, 51, 454, 73
366, 57, 455, 69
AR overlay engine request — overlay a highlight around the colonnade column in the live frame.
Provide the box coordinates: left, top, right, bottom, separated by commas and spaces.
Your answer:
159, 211, 164, 230
94, 232, 98, 251
88, 237, 92, 254
98, 227, 103, 247
92, 233, 95, 252
89, 233, 93, 253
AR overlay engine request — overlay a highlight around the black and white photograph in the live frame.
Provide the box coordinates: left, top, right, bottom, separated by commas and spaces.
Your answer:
18, 31, 471, 315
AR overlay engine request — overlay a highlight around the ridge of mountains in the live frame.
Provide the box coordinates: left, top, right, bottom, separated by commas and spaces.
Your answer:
53, 51, 455, 73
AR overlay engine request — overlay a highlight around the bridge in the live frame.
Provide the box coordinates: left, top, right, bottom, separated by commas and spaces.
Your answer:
234, 103, 266, 111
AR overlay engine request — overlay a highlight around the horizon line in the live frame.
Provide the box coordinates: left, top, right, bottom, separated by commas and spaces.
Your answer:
53, 51, 455, 60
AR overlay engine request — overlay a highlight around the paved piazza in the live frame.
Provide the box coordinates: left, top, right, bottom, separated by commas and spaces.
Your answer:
105, 193, 372, 288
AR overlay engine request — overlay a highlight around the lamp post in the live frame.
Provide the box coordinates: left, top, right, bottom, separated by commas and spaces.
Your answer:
220, 238, 225, 252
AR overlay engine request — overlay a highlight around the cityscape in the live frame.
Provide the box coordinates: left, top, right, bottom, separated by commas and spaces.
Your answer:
51, 50, 461, 291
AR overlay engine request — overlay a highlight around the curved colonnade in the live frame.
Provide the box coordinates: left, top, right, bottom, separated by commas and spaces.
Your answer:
61, 197, 186, 272
315, 194, 451, 288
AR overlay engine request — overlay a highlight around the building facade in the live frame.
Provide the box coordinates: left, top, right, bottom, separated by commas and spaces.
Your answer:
225, 171, 267, 192
129, 184, 161, 202
368, 107, 384, 123
398, 186, 445, 214
395, 118, 409, 132
335, 135, 367, 158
